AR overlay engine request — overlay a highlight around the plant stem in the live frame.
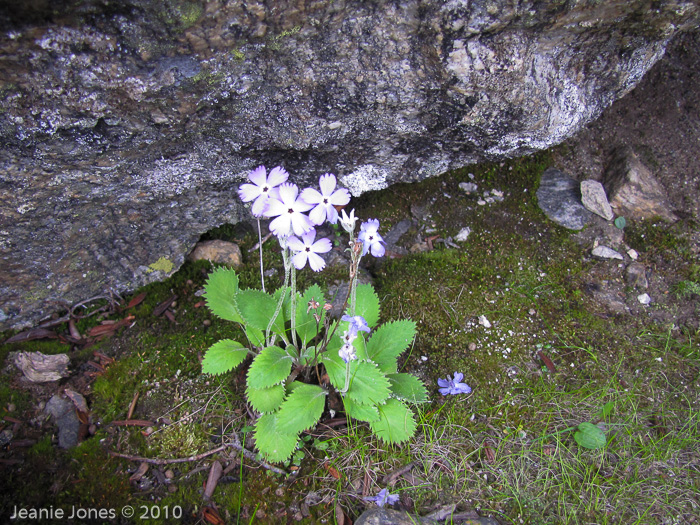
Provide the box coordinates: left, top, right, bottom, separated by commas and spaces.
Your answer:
257, 218, 266, 293
290, 264, 298, 349
267, 240, 291, 345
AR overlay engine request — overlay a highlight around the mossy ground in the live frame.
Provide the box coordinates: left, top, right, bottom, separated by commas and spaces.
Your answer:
1, 151, 698, 524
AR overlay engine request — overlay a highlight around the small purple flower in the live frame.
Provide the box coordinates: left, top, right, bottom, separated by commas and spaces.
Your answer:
437, 372, 472, 396
341, 315, 371, 337
301, 173, 351, 225
338, 343, 357, 364
287, 228, 332, 272
364, 488, 399, 507
358, 219, 385, 257
265, 183, 314, 237
237, 166, 288, 217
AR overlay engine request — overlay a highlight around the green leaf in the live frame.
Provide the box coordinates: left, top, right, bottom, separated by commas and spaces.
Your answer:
246, 384, 286, 413
276, 383, 327, 435
369, 398, 417, 444
352, 284, 380, 328
247, 346, 293, 389
574, 422, 607, 449
254, 413, 300, 462
343, 397, 380, 423
322, 345, 348, 390
236, 289, 285, 334
598, 401, 615, 419
245, 325, 265, 348
387, 373, 428, 403
346, 360, 391, 406
201, 340, 248, 375
366, 320, 416, 373
296, 284, 326, 346
204, 268, 242, 323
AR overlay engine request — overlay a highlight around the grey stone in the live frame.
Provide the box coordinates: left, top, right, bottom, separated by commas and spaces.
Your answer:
355, 509, 439, 525
455, 227, 472, 242
604, 148, 679, 222
1, 1, 698, 330
591, 245, 624, 260
537, 168, 592, 230
626, 262, 649, 288
459, 182, 479, 194
581, 180, 615, 221
45, 395, 81, 449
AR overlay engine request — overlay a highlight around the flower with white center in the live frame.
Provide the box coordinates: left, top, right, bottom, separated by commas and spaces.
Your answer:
358, 219, 385, 257
287, 228, 332, 272
237, 166, 288, 217
265, 183, 314, 237
338, 343, 357, 364
339, 208, 358, 233
300, 173, 351, 225
437, 372, 472, 395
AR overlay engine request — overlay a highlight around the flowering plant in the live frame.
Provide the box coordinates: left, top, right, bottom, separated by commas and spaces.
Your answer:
201, 166, 428, 462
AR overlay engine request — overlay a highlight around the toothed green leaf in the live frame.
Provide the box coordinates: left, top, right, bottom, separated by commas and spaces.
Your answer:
201, 339, 248, 375
369, 398, 417, 444
346, 360, 391, 406
254, 413, 299, 462
236, 289, 285, 334
276, 383, 326, 435
343, 397, 380, 423
366, 320, 416, 373
352, 283, 380, 328
246, 384, 286, 413
387, 373, 428, 403
204, 268, 242, 323
247, 346, 293, 390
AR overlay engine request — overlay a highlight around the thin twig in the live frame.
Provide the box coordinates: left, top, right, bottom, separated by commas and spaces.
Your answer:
109, 438, 288, 476
248, 232, 273, 252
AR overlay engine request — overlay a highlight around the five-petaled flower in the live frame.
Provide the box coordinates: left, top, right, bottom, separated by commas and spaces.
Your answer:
358, 219, 385, 257
287, 228, 332, 272
437, 372, 472, 395
364, 488, 399, 507
265, 183, 314, 237
301, 173, 351, 225
238, 166, 288, 217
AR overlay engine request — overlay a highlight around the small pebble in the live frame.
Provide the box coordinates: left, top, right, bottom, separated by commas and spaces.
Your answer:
468, 342, 477, 351
6, 403, 15, 412
165, 469, 175, 479
203, 319, 211, 327
637, 293, 652, 305
88, 424, 97, 435
168, 485, 178, 493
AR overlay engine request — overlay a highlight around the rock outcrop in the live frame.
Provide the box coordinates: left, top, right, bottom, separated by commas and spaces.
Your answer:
1, 1, 698, 329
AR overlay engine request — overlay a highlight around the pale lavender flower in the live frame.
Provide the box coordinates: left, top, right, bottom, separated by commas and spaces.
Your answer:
287, 228, 332, 272
437, 372, 472, 396
341, 315, 370, 337
364, 488, 399, 507
358, 219, 385, 257
301, 173, 351, 225
265, 183, 314, 237
338, 343, 357, 364
237, 166, 288, 217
